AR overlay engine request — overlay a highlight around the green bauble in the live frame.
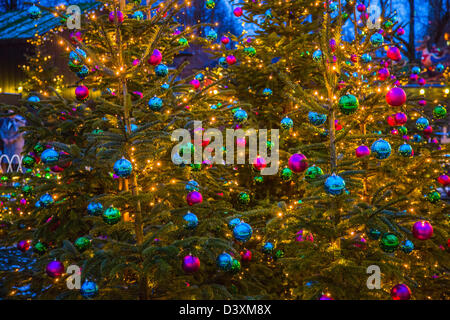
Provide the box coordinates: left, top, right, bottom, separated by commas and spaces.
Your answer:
433, 105, 447, 119
238, 192, 250, 205
22, 155, 36, 168
368, 228, 381, 240
205, 0, 216, 9
102, 207, 121, 225
74, 236, 91, 252
33, 241, 47, 255
243, 46, 256, 57
21, 185, 33, 196
304, 166, 324, 182
254, 176, 264, 183
426, 191, 441, 203
397, 126, 408, 135
383, 20, 394, 29
190, 163, 202, 171
274, 249, 284, 260
379, 232, 399, 253
178, 37, 188, 47
33, 143, 44, 154
68, 60, 83, 72
280, 168, 293, 181
230, 259, 241, 273
338, 94, 359, 115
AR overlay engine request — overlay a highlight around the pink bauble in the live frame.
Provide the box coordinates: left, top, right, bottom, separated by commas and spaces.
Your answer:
410, 74, 418, 82
109, 11, 124, 23
75, 85, 89, 101
387, 115, 397, 126
412, 220, 433, 240
252, 156, 267, 171
132, 59, 140, 66
397, 28, 405, 36
378, 68, 390, 81
288, 153, 308, 173
394, 112, 407, 125
190, 79, 200, 89
391, 284, 411, 300
187, 191, 203, 206
423, 125, 433, 135
386, 87, 406, 106
437, 174, 450, 186
221, 36, 230, 44
226, 55, 237, 65
357, 3, 366, 12
233, 7, 243, 17
418, 99, 427, 106
319, 295, 333, 300
355, 145, 370, 158
387, 47, 402, 61
391, 128, 398, 135
147, 49, 162, 65
46, 260, 65, 278
418, 78, 426, 86
182, 255, 200, 273
240, 249, 252, 262
17, 240, 30, 252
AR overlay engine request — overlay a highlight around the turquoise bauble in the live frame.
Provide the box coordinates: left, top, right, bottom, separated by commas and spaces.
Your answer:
113, 158, 132, 178
324, 174, 345, 195
234, 109, 248, 122
87, 202, 103, 216
398, 143, 413, 157
183, 212, 198, 229
308, 111, 327, 126
281, 117, 294, 129
80, 280, 98, 299
154, 64, 168, 77
415, 117, 429, 130
371, 139, 391, 159
102, 207, 121, 225
148, 96, 163, 111
41, 148, 60, 165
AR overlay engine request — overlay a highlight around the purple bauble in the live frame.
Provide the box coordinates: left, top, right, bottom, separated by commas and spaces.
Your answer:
46, 260, 65, 278
418, 99, 427, 106
418, 78, 426, 86
386, 87, 406, 107
75, 85, 89, 101
410, 74, 418, 82
17, 240, 30, 252
391, 284, 411, 300
319, 294, 334, 300
394, 112, 407, 125
108, 11, 124, 23
412, 220, 433, 240
288, 153, 308, 173
355, 145, 370, 158
186, 191, 203, 206
182, 255, 200, 273
329, 38, 336, 52
377, 68, 390, 81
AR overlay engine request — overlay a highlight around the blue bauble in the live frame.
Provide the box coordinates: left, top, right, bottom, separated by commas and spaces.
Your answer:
262, 242, 274, 254
216, 252, 233, 271
233, 222, 252, 242
308, 111, 327, 126
265, 9, 272, 18
185, 180, 199, 192
195, 73, 205, 81
76, 65, 89, 78
371, 139, 391, 159
413, 134, 423, 143
87, 202, 103, 216
69, 48, 86, 62
155, 64, 169, 77
415, 117, 429, 130
312, 49, 322, 62
207, 30, 218, 41
234, 109, 248, 122
39, 193, 54, 208
263, 88, 273, 96
370, 33, 384, 46
411, 66, 421, 74
281, 117, 294, 129
324, 174, 346, 195
80, 280, 98, 299
398, 143, 413, 157
113, 158, 132, 178
183, 212, 198, 229
218, 57, 228, 68
132, 10, 144, 20
28, 95, 40, 102
401, 240, 414, 253
148, 96, 163, 111
161, 83, 170, 90
228, 218, 241, 230
361, 53, 372, 63
125, 124, 138, 132
27, 5, 42, 19
41, 148, 60, 165
436, 63, 445, 73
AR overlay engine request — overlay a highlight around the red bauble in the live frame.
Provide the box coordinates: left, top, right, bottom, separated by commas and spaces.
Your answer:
75, 85, 89, 101
394, 112, 407, 125
423, 125, 433, 135
288, 153, 308, 173
397, 28, 405, 36
46, 260, 65, 278
147, 49, 162, 65
437, 174, 450, 186
252, 156, 267, 171
391, 284, 411, 300
418, 99, 427, 106
357, 3, 366, 12
387, 47, 402, 61
233, 7, 243, 17
17, 240, 30, 252
226, 55, 237, 65
410, 74, 418, 82
387, 115, 397, 126
412, 220, 433, 240
186, 191, 203, 206
240, 249, 252, 262
418, 78, 426, 86
109, 11, 124, 23
221, 36, 230, 44
334, 120, 343, 131
350, 54, 358, 63
378, 68, 390, 81
190, 79, 201, 89
386, 87, 406, 106
182, 255, 200, 273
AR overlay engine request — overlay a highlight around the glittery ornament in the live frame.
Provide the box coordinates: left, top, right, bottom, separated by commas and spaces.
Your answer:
371, 139, 391, 159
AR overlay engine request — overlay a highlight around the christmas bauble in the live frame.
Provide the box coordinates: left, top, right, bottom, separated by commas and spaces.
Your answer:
238, 192, 250, 205
28, 5, 42, 19
148, 49, 162, 65
233, 109, 248, 122
412, 221, 433, 240
147, 96, 163, 112
244, 46, 256, 57
371, 139, 391, 159
379, 232, 399, 253
386, 87, 406, 106
361, 53, 372, 63
190, 79, 200, 89
308, 111, 327, 126
397, 27, 405, 36
274, 249, 284, 259
75, 85, 89, 101
394, 112, 407, 125
183, 212, 198, 229
132, 10, 144, 20
252, 156, 267, 171
262, 88, 272, 96
413, 134, 423, 143
233, 222, 252, 242
281, 117, 294, 129
39, 193, 54, 208
254, 176, 263, 183
355, 145, 370, 158
391, 284, 411, 300
377, 67, 389, 81
154, 64, 168, 77
398, 143, 413, 157
338, 94, 359, 115
76, 65, 89, 79
296, 229, 314, 242
411, 66, 421, 74
280, 168, 293, 181
436, 63, 445, 73
312, 49, 322, 62
397, 126, 408, 135
22, 155, 36, 168
218, 57, 228, 68
41, 148, 59, 165
418, 78, 426, 86
46, 260, 64, 278
185, 180, 199, 192
324, 174, 345, 195
304, 166, 323, 182
387, 47, 402, 61
68, 59, 83, 72
437, 174, 450, 186
426, 190, 441, 203
187, 191, 203, 206
262, 242, 274, 254
288, 153, 308, 173
226, 55, 237, 65
182, 255, 200, 273
319, 295, 334, 300
433, 105, 447, 119
205, 0, 216, 9
233, 7, 243, 17
329, 38, 337, 52
102, 207, 121, 225
33, 241, 47, 255
178, 37, 189, 47
80, 280, 98, 299
240, 249, 252, 262
370, 33, 384, 46
28, 95, 40, 103
87, 202, 103, 216
357, 3, 366, 11
74, 236, 91, 252
113, 158, 132, 178
228, 218, 241, 230
109, 11, 124, 23
230, 259, 241, 273
221, 36, 230, 44
415, 117, 429, 130
401, 240, 414, 253
368, 229, 381, 240
21, 184, 33, 196
217, 252, 233, 271
17, 240, 30, 252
